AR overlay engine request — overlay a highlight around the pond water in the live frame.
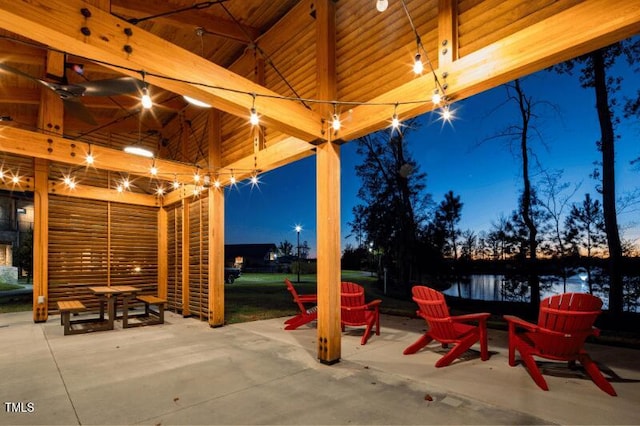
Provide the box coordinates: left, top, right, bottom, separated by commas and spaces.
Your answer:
441, 273, 640, 312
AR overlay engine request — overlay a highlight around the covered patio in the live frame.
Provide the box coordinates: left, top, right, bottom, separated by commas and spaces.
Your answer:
2, 310, 639, 424
0, 0, 638, 365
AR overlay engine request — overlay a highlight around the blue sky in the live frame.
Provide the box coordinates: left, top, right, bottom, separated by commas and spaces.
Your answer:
224, 56, 640, 257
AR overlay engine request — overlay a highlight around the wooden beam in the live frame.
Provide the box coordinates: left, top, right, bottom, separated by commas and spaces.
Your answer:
110, 0, 261, 44
438, 0, 458, 67
33, 158, 48, 322
157, 206, 168, 300
0, 0, 325, 142
208, 110, 224, 327
314, 0, 341, 365
32, 50, 65, 322
48, 181, 160, 207
0, 126, 198, 185
341, 0, 640, 141
181, 198, 190, 316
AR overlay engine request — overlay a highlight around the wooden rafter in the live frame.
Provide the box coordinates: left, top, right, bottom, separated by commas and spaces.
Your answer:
0, 0, 325, 143
341, 0, 640, 141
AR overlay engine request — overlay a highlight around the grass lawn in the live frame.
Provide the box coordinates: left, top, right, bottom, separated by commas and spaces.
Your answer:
224, 271, 415, 324
0, 282, 23, 291
0, 271, 416, 321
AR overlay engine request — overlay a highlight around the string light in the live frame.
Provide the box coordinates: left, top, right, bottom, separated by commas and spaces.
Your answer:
11, 175, 19, 184
150, 160, 158, 176
214, 179, 221, 189
391, 103, 400, 130
431, 88, 441, 105
413, 53, 423, 74
249, 94, 259, 126
156, 186, 165, 196
85, 146, 94, 165
172, 179, 180, 190
193, 171, 201, 183
141, 71, 152, 109
331, 104, 341, 132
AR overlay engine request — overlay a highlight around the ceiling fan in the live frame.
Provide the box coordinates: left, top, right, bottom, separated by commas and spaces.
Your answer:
0, 62, 144, 125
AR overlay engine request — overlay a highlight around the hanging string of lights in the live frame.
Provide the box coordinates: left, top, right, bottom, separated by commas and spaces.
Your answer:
0, 1, 454, 197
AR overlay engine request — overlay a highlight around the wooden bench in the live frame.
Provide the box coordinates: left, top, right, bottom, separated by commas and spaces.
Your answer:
57, 300, 113, 335
122, 295, 166, 328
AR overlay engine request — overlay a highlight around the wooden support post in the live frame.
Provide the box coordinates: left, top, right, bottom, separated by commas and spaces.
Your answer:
33, 159, 49, 322
314, 0, 340, 364
208, 110, 225, 327
316, 138, 341, 364
33, 50, 64, 322
181, 199, 190, 316
157, 207, 168, 300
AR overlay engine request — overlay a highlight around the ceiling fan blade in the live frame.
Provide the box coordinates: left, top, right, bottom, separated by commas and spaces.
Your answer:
63, 98, 97, 125
0, 62, 41, 83
79, 77, 144, 97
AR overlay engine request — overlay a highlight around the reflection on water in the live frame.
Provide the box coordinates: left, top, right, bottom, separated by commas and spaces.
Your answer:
442, 274, 624, 309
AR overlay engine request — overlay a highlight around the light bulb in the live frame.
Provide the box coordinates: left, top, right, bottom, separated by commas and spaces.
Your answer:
63, 176, 72, 186
332, 114, 341, 131
141, 87, 152, 109
432, 90, 441, 105
156, 186, 165, 196
194, 173, 201, 183
150, 165, 158, 176
11, 175, 19, 184
413, 53, 423, 74
376, 0, 388, 12
85, 153, 94, 164
68, 180, 76, 190
172, 180, 180, 190
249, 107, 259, 126
214, 179, 221, 189
122, 178, 130, 189
391, 113, 400, 129
230, 175, 236, 185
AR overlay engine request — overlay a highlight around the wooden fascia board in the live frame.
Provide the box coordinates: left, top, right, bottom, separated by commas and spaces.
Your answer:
0, 125, 197, 184
340, 0, 640, 141
0, 0, 325, 142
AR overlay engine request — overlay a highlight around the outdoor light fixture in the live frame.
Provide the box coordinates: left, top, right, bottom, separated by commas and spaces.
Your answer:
295, 225, 302, 283
183, 95, 211, 108
249, 94, 259, 126
413, 53, 423, 74
432, 89, 441, 105
124, 145, 154, 158
376, 0, 389, 12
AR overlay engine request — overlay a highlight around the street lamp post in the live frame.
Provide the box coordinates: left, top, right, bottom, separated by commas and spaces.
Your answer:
295, 225, 302, 283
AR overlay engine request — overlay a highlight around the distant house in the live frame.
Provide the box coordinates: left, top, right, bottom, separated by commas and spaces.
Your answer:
225, 244, 278, 272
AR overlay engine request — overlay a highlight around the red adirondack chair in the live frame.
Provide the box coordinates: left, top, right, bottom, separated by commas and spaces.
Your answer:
504, 292, 616, 396
341, 281, 382, 345
284, 278, 317, 330
403, 286, 490, 367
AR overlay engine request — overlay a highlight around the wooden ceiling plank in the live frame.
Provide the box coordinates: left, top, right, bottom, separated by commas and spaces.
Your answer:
0, 0, 325, 142
341, 0, 640, 141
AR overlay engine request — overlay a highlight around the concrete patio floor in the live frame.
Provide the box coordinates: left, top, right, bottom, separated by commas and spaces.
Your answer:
1, 310, 639, 425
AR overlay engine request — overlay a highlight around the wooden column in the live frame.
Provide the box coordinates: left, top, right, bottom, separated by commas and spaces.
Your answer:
181, 198, 190, 316
157, 206, 168, 299
208, 111, 225, 326
33, 50, 64, 322
314, 0, 340, 364
33, 159, 49, 322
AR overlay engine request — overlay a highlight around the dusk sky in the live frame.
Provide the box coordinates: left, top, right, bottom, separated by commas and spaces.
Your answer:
224, 46, 640, 257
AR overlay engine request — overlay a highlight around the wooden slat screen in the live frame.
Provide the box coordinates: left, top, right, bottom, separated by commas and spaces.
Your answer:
48, 196, 109, 311
109, 202, 158, 292
48, 195, 159, 312
188, 194, 209, 320
166, 206, 182, 313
